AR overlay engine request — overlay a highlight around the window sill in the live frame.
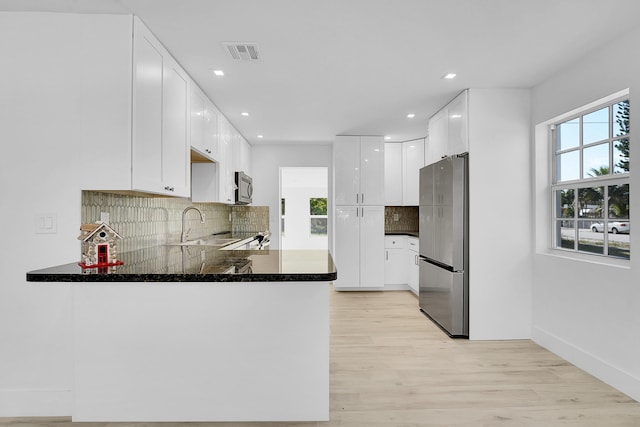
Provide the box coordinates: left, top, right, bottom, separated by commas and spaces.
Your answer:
540, 249, 630, 269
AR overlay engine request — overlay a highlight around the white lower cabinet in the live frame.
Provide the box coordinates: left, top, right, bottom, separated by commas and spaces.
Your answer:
384, 235, 407, 285
383, 234, 419, 295
334, 206, 384, 289
407, 237, 419, 295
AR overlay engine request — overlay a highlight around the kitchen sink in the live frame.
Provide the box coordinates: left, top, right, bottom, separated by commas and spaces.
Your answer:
166, 237, 240, 247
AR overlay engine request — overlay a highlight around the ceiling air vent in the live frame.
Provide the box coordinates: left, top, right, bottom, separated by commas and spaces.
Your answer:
222, 42, 262, 61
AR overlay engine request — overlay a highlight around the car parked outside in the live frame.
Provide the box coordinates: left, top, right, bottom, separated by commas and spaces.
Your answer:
590, 221, 630, 234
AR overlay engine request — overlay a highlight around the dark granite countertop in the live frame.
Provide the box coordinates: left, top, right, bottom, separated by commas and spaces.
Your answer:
385, 231, 419, 238
26, 243, 337, 283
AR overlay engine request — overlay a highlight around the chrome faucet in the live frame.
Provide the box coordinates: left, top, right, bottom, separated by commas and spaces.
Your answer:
181, 206, 205, 242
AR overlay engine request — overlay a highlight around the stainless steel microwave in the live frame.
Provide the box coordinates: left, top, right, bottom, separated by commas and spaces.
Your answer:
235, 171, 253, 204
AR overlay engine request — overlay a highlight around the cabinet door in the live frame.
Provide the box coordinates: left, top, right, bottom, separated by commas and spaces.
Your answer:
427, 108, 448, 165
407, 237, 419, 293
239, 137, 251, 176
407, 249, 419, 294
217, 116, 234, 204
402, 138, 424, 205
190, 85, 206, 155
359, 206, 384, 288
447, 90, 468, 156
204, 100, 219, 160
384, 248, 407, 285
132, 18, 189, 197
334, 136, 360, 206
359, 136, 384, 205
384, 143, 403, 205
132, 21, 163, 194
162, 57, 190, 197
334, 206, 360, 288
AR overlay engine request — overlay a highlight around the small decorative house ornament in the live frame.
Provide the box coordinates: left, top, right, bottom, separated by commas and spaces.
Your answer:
77, 221, 124, 269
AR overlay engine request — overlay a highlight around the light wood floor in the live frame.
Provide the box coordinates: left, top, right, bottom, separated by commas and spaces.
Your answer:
3, 288, 640, 427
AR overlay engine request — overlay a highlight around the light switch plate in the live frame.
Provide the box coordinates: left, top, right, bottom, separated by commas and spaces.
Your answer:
35, 213, 57, 234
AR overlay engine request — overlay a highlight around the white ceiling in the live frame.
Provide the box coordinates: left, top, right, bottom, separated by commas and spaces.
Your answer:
2, 0, 640, 145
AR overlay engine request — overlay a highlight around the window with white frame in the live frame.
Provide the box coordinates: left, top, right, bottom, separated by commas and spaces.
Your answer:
309, 197, 327, 235
552, 96, 630, 259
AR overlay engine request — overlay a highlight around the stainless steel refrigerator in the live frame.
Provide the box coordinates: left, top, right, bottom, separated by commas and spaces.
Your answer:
418, 154, 469, 337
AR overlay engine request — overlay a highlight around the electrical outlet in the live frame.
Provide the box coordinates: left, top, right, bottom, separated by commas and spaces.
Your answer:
35, 213, 57, 234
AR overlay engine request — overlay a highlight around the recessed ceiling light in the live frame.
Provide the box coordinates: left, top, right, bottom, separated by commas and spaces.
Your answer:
241, 112, 249, 117
257, 135, 263, 139
213, 70, 225, 77
443, 73, 457, 79
407, 113, 415, 118
450, 114, 462, 119
384, 136, 391, 140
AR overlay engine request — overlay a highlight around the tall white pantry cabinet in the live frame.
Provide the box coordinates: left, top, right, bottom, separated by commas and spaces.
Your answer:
333, 136, 385, 289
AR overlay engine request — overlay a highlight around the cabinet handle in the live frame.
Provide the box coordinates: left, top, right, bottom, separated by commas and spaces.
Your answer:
415, 254, 418, 265
164, 186, 175, 192
356, 193, 359, 204
361, 193, 364, 204
386, 251, 388, 261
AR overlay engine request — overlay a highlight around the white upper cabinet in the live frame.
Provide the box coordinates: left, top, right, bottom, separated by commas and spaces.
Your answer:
334, 136, 361, 206
402, 138, 424, 205
359, 136, 385, 205
426, 90, 468, 166
161, 57, 190, 196
217, 115, 234, 204
238, 136, 252, 176
190, 84, 216, 161
384, 143, 403, 205
192, 112, 252, 204
132, 17, 190, 197
384, 139, 424, 206
190, 85, 205, 156
426, 107, 448, 165
204, 100, 220, 160
334, 135, 384, 206
447, 90, 468, 156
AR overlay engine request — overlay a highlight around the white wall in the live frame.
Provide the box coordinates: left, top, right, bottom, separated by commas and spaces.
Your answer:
531, 25, 640, 401
0, 12, 132, 415
251, 145, 333, 250
467, 89, 533, 340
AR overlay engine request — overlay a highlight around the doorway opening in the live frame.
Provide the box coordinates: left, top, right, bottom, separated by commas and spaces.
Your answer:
280, 167, 328, 250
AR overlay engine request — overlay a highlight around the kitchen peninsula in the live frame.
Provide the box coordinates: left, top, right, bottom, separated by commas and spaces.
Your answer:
27, 247, 336, 422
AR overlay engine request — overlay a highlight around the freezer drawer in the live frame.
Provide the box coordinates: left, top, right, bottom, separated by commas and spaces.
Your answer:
418, 259, 468, 337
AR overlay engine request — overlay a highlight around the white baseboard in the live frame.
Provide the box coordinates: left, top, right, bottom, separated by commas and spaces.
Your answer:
333, 284, 411, 291
0, 389, 71, 417
532, 326, 640, 402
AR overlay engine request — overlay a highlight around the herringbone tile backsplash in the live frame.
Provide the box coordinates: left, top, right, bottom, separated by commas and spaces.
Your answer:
384, 206, 419, 233
81, 191, 268, 253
